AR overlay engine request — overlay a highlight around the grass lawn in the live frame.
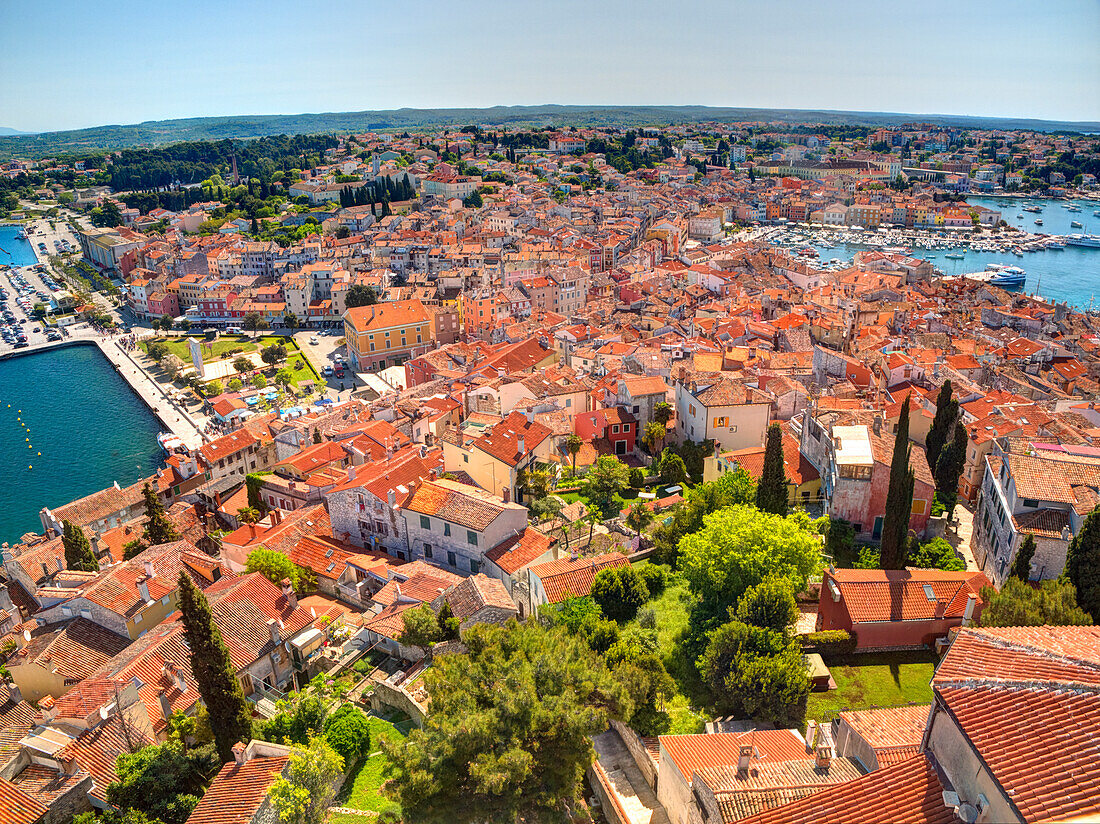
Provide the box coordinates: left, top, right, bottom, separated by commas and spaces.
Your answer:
331, 716, 408, 816
625, 566, 707, 734
805, 650, 936, 722
145, 334, 257, 362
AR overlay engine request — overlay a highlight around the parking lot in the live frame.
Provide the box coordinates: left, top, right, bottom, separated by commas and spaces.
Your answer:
0, 258, 68, 353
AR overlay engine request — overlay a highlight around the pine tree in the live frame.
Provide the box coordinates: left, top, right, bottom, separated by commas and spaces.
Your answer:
62, 520, 98, 572
756, 423, 788, 516
1064, 506, 1100, 622
177, 572, 253, 762
143, 483, 180, 546
1010, 533, 1036, 581
926, 381, 958, 474
880, 397, 915, 569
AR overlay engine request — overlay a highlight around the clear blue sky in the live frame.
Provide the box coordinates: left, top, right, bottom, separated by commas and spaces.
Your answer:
2, 0, 1097, 133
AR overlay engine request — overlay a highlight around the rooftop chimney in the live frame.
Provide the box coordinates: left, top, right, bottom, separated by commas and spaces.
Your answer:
963, 593, 977, 626
158, 691, 172, 725
138, 580, 151, 603
526, 408, 534, 424
7, 682, 22, 704
815, 744, 834, 770
347, 465, 356, 481
232, 741, 247, 765
388, 488, 397, 507
872, 414, 882, 436
737, 744, 754, 773
143, 561, 154, 578
280, 578, 298, 610
517, 435, 525, 454
266, 617, 281, 644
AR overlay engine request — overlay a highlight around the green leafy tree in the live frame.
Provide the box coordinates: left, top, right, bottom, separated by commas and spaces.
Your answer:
880, 397, 915, 570
520, 468, 553, 502
245, 472, 270, 513
323, 704, 372, 762
63, 520, 98, 572
591, 565, 650, 621
756, 423, 788, 516
269, 737, 344, 824
252, 373, 267, 389
588, 455, 630, 513
566, 433, 583, 475
926, 381, 958, 474
399, 603, 444, 649
283, 312, 300, 330
980, 578, 1092, 627
245, 547, 303, 590
657, 449, 688, 485
261, 343, 288, 366
698, 621, 809, 728
274, 367, 294, 387
123, 538, 149, 560
679, 505, 821, 616
228, 378, 243, 391
205, 379, 224, 396
1064, 506, 1100, 622
1010, 533, 1037, 581
643, 421, 666, 455
610, 633, 675, 736
653, 468, 756, 567
735, 577, 799, 632
383, 621, 627, 824
908, 537, 965, 571
143, 482, 180, 546
106, 739, 220, 824
242, 311, 267, 338
934, 421, 968, 513
257, 694, 328, 748
653, 401, 673, 427
177, 571, 254, 762
344, 284, 378, 308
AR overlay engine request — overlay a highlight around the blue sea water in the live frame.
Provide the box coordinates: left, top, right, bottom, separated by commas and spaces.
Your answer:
0, 224, 40, 267
810, 197, 1100, 309
0, 345, 164, 545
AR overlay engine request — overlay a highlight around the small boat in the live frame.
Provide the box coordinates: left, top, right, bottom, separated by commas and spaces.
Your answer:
1017, 214, 1024, 218
1071, 221, 1083, 228
1034, 219, 1043, 225
945, 253, 965, 260
157, 432, 184, 454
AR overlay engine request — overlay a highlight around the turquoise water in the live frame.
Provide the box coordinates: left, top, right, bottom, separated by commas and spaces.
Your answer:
0, 345, 163, 545
810, 197, 1100, 309
0, 224, 40, 267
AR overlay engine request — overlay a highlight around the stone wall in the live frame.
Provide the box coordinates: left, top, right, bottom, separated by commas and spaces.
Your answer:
610, 719, 657, 790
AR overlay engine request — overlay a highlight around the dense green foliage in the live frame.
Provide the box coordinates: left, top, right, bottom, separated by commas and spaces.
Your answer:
106, 739, 220, 824
800, 630, 858, 656
980, 578, 1093, 627
678, 505, 821, 616
925, 381, 957, 474
383, 620, 627, 823
1010, 533, 1037, 581
933, 422, 968, 513
398, 602, 460, 649
755, 423, 789, 516
143, 482, 181, 546
245, 547, 308, 591
880, 397, 915, 569
177, 571, 254, 762
698, 621, 809, 728
734, 578, 799, 632
587, 455, 631, 513
269, 737, 344, 824
324, 705, 373, 762
62, 519, 98, 572
591, 565, 650, 622
653, 469, 756, 566
1063, 506, 1100, 622
657, 450, 688, 485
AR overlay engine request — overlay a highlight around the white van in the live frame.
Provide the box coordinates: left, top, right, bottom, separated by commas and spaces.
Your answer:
226, 326, 243, 334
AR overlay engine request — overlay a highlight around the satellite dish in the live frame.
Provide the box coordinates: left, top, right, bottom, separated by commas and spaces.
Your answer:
23, 629, 31, 642
957, 803, 978, 824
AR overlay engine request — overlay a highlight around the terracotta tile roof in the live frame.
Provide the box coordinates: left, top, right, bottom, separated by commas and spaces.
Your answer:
344, 298, 429, 332
403, 478, 521, 531
737, 753, 953, 824
50, 676, 131, 721
660, 730, 811, 783
185, 754, 289, 824
484, 527, 555, 574
8, 765, 82, 816
698, 756, 865, 821
363, 601, 417, 640
1002, 451, 1100, 507
56, 714, 153, 803
443, 574, 517, 620
933, 626, 1100, 822
530, 552, 630, 605
0, 684, 38, 765
199, 428, 259, 464
836, 704, 928, 756
373, 570, 460, 608
825, 568, 989, 623
11, 618, 130, 684
473, 411, 552, 466
49, 477, 148, 527
0, 775, 49, 824
724, 432, 819, 486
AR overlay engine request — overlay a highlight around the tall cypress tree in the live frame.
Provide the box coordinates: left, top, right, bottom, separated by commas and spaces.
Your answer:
177, 571, 254, 762
143, 483, 180, 546
934, 422, 968, 513
1064, 506, 1100, 623
1010, 533, 1036, 581
926, 381, 957, 474
755, 423, 788, 516
880, 397, 915, 570
62, 520, 98, 572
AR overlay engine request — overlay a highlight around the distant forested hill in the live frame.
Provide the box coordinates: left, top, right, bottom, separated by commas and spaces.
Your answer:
2, 105, 1097, 158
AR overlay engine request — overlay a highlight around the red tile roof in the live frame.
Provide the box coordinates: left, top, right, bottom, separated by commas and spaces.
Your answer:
530, 552, 629, 604
185, 754, 289, 824
474, 411, 552, 466
825, 568, 989, 623
444, 574, 517, 620
11, 618, 130, 684
737, 753, 954, 824
402, 478, 519, 530
0, 777, 47, 824
484, 527, 555, 574
933, 626, 1100, 823
660, 730, 811, 783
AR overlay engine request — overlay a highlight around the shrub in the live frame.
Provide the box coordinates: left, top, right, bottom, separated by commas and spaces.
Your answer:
636, 605, 657, 629
637, 563, 667, 598
800, 630, 857, 656
629, 467, 645, 488
592, 565, 650, 622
